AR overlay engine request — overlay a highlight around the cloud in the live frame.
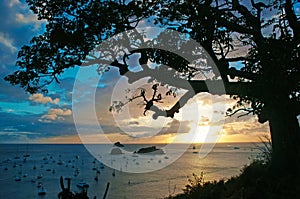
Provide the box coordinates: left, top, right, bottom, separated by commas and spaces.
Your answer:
16, 13, 37, 23
5, 0, 46, 30
0, 131, 40, 136
6, 109, 14, 113
29, 93, 59, 104
0, 111, 77, 142
7, 0, 23, 8
39, 108, 72, 122
117, 118, 191, 138
222, 117, 269, 136
157, 119, 191, 135
198, 116, 210, 125
128, 121, 139, 125
15, 13, 45, 30
0, 32, 17, 53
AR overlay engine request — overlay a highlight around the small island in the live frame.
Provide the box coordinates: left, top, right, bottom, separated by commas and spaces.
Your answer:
134, 146, 164, 154
114, 141, 124, 147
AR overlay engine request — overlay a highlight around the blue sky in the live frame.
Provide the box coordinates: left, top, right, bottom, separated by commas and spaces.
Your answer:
0, 0, 273, 144
0, 0, 182, 143
0, 0, 79, 142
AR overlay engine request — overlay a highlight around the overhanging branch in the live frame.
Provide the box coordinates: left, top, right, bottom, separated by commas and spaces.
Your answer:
285, 0, 300, 42
152, 90, 195, 119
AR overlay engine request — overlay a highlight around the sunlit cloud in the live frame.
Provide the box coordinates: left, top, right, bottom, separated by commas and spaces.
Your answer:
39, 108, 72, 122
29, 93, 59, 104
39, 132, 185, 144
0, 0, 273, 144
16, 13, 37, 23
38, 134, 83, 144
222, 117, 269, 136
15, 13, 45, 30
128, 121, 140, 125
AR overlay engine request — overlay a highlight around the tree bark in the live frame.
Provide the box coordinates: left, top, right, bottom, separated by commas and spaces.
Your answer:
267, 102, 300, 176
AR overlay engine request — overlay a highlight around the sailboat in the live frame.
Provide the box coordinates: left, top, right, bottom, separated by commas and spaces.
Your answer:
92, 162, 97, 171
38, 186, 47, 195
23, 144, 30, 158
99, 163, 105, 169
15, 164, 22, 181
94, 168, 100, 182
15, 176, 21, 181
94, 174, 99, 182
76, 181, 89, 189
14, 146, 21, 159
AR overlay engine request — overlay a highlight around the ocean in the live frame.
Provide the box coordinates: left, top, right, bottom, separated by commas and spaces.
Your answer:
0, 143, 261, 199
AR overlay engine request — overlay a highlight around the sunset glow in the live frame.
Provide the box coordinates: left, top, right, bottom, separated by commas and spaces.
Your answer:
0, 1, 270, 144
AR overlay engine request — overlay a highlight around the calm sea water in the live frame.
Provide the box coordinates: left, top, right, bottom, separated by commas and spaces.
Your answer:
0, 143, 260, 199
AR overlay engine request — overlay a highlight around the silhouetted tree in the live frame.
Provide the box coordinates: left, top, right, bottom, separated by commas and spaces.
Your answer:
5, 0, 300, 175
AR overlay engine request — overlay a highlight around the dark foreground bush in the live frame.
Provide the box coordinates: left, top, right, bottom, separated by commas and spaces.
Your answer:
166, 160, 300, 199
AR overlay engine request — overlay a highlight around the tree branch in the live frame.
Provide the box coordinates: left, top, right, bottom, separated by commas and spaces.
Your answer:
285, 0, 300, 42
232, 0, 258, 27
230, 0, 264, 43
225, 57, 246, 62
123, 66, 254, 96
226, 107, 254, 118
217, 17, 256, 36
227, 67, 258, 80
152, 90, 195, 119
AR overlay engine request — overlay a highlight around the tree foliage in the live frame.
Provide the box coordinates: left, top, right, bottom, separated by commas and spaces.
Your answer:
5, 0, 300, 118
5, 0, 300, 172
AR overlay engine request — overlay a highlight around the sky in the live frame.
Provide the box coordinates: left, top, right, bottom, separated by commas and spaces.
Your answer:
0, 0, 272, 144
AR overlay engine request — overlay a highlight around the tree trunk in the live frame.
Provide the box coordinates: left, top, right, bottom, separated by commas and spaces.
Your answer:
267, 103, 300, 177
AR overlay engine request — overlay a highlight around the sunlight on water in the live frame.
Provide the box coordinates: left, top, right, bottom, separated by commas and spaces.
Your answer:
0, 143, 260, 199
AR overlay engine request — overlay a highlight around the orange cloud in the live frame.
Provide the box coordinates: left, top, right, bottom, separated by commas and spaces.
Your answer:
29, 93, 59, 104
39, 108, 72, 122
